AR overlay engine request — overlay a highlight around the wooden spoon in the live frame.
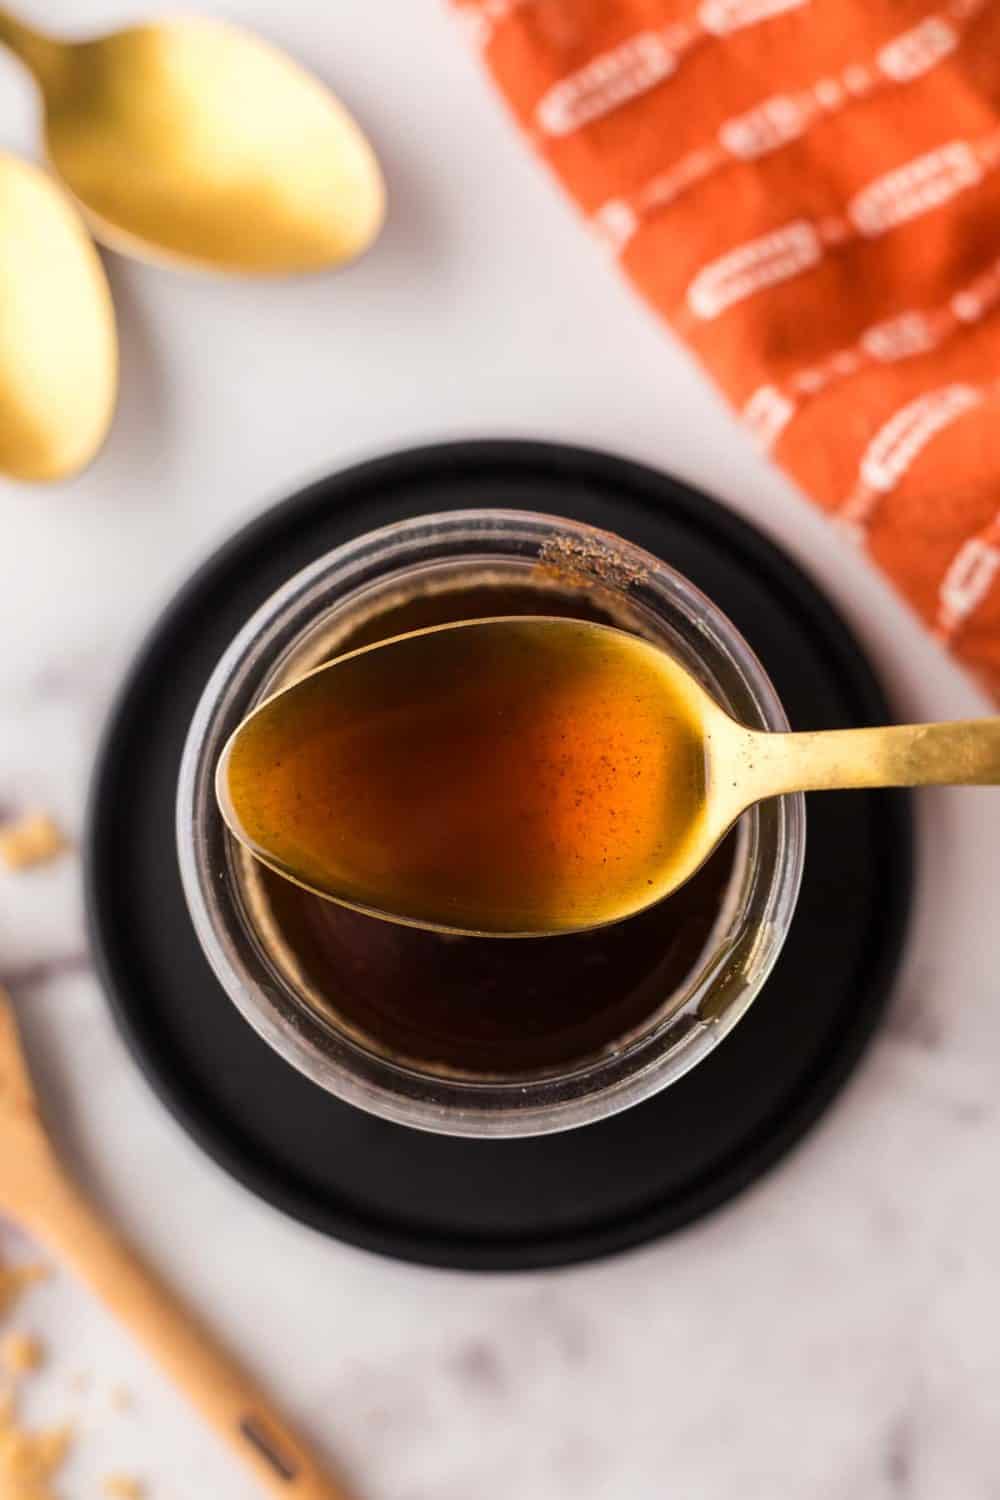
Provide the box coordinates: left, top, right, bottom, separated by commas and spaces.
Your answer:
217, 616, 1000, 937
0, 9, 385, 274
0, 150, 117, 481
0, 986, 352, 1498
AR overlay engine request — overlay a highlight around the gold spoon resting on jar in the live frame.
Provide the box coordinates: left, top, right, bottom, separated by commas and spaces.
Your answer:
216, 616, 1000, 938
0, 150, 117, 480
0, 9, 385, 275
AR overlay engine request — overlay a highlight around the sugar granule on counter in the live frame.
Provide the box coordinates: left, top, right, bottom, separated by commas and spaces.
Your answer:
1, 1334, 43, 1377
0, 814, 67, 872
103, 1476, 143, 1499
0, 1393, 70, 1500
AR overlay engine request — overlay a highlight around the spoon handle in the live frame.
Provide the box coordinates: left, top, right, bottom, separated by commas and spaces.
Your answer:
742, 718, 1000, 798
0, 10, 65, 90
24, 1174, 353, 1499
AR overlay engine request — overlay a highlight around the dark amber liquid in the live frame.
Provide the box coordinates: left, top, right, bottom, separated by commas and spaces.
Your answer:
236, 581, 736, 1076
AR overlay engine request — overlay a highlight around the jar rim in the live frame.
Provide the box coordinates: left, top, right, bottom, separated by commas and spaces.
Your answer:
177, 509, 804, 1137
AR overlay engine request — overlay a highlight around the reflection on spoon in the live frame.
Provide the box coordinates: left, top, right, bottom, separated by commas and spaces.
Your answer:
0, 151, 117, 481
216, 616, 1000, 938
0, 10, 386, 275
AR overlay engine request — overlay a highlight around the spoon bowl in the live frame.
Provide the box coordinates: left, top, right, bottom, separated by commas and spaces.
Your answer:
0, 11, 386, 275
217, 616, 1000, 938
218, 616, 720, 937
0, 151, 117, 480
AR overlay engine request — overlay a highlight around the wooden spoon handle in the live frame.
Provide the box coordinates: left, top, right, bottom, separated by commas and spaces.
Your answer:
25, 1173, 352, 1499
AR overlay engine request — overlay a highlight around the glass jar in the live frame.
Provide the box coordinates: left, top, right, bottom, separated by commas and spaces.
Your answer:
177, 511, 804, 1137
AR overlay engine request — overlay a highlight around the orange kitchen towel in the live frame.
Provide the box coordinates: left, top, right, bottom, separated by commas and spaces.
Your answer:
454, 0, 1000, 698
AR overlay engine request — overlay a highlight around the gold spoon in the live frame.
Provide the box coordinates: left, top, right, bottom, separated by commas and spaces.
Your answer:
217, 616, 1000, 938
0, 149, 117, 480
0, 985, 352, 1498
0, 10, 385, 275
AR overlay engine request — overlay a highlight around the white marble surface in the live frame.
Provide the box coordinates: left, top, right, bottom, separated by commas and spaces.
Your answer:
2, 2, 1000, 1495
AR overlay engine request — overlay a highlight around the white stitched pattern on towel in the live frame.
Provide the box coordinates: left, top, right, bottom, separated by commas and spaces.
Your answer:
937, 522, 1000, 640
741, 256, 1000, 452
590, 2, 985, 254
688, 221, 821, 318
861, 313, 941, 362
878, 16, 958, 80
535, 0, 810, 137
699, 0, 806, 35
719, 95, 808, 159
838, 385, 984, 538
688, 130, 1000, 319
537, 31, 679, 137
743, 386, 797, 447
849, 142, 982, 236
